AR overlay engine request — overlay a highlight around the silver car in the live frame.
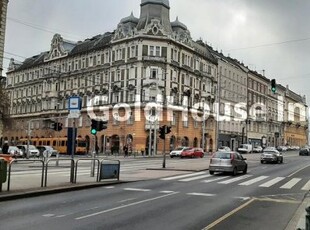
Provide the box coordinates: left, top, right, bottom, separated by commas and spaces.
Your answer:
209, 151, 248, 176
261, 150, 283, 164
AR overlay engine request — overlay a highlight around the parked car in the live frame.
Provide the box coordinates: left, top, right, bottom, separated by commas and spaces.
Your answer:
218, 146, 231, 152
36, 146, 59, 158
181, 148, 204, 158
299, 146, 310, 156
16, 145, 40, 158
264, 147, 277, 152
261, 150, 283, 164
170, 147, 190, 158
253, 146, 263, 153
209, 151, 247, 176
277, 146, 287, 152
237, 144, 253, 154
8, 146, 24, 158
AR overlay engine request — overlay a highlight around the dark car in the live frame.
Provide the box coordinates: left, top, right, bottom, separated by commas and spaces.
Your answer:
261, 150, 283, 164
299, 146, 310, 156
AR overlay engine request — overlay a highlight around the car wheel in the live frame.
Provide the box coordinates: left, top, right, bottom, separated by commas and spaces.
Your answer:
261, 160, 264, 164
200, 153, 204, 158
232, 167, 237, 176
209, 171, 214, 175
277, 158, 282, 164
281, 158, 283, 164
180, 156, 184, 159
242, 166, 247, 174
170, 156, 173, 158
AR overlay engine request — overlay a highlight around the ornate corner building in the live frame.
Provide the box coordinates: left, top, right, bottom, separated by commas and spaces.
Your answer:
0, 0, 9, 140
3, 0, 218, 153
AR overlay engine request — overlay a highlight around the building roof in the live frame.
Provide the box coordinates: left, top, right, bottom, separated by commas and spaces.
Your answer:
141, 0, 170, 8
120, 12, 139, 24
171, 17, 187, 30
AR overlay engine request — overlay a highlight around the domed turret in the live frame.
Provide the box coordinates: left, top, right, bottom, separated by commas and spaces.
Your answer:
120, 12, 139, 24
171, 17, 187, 30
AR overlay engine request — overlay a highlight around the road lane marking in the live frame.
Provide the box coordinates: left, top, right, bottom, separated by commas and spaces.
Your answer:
178, 174, 211, 182
301, 180, 310, 191
239, 176, 269, 186
160, 172, 206, 180
280, 178, 302, 189
254, 197, 300, 204
159, 191, 176, 194
218, 174, 252, 184
42, 214, 55, 217
75, 192, 179, 220
123, 188, 151, 192
187, 192, 216, 197
202, 176, 230, 183
288, 164, 310, 177
259, 177, 285, 187
202, 198, 255, 229
234, 197, 251, 201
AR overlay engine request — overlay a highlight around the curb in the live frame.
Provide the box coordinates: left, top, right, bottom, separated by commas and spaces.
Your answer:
0, 180, 129, 202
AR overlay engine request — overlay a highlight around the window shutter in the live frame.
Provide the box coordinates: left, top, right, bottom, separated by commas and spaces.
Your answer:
122, 48, 126, 60
161, 47, 167, 58
112, 51, 115, 61
127, 47, 130, 59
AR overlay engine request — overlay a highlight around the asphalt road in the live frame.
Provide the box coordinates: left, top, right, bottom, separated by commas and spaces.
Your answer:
0, 151, 309, 230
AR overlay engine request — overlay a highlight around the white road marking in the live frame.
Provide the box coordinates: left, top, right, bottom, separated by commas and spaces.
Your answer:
159, 191, 176, 194
239, 176, 269, 186
218, 175, 252, 184
76, 192, 179, 220
259, 177, 285, 188
118, 198, 136, 203
288, 164, 310, 177
301, 180, 310, 191
105, 186, 115, 189
234, 197, 251, 201
42, 214, 55, 217
123, 188, 151, 192
280, 178, 302, 189
187, 192, 216, 197
178, 174, 212, 182
202, 176, 230, 183
160, 172, 206, 181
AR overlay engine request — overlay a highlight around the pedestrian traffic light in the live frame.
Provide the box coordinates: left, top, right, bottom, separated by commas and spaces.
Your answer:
271, 79, 276, 93
159, 125, 166, 140
53, 122, 63, 131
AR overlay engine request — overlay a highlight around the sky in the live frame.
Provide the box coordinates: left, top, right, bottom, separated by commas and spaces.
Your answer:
4, 0, 310, 103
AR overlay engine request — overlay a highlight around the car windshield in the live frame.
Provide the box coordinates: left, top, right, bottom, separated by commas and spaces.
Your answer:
29, 145, 37, 150
45, 146, 53, 150
184, 147, 192, 151
214, 152, 231, 159
239, 145, 248, 149
263, 151, 276, 154
9, 146, 18, 150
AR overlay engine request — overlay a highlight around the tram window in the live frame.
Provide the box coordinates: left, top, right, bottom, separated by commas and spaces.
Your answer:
39, 141, 42, 145
61, 141, 65, 146
33, 141, 36, 146
47, 141, 50, 145
53, 141, 56, 146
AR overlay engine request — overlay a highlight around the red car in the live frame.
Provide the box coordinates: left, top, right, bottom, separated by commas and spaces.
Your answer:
181, 148, 204, 158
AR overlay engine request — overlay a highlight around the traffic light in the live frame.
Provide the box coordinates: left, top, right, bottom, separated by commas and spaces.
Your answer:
53, 122, 63, 131
166, 126, 171, 134
91, 119, 108, 135
91, 119, 98, 135
271, 79, 276, 93
159, 125, 166, 140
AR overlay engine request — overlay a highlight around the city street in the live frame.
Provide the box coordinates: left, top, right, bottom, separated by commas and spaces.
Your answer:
0, 151, 309, 229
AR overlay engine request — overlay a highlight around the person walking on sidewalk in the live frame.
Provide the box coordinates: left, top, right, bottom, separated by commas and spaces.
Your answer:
2, 141, 9, 155
123, 145, 128, 157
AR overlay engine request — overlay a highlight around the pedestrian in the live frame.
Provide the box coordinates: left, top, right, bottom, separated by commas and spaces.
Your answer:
2, 141, 9, 155
123, 145, 128, 157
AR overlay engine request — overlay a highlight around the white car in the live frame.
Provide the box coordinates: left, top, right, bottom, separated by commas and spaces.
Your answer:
170, 147, 191, 158
8, 146, 24, 158
17, 145, 40, 158
218, 146, 231, 152
253, 146, 263, 153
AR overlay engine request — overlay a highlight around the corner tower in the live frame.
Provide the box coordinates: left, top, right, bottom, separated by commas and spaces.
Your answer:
137, 0, 173, 34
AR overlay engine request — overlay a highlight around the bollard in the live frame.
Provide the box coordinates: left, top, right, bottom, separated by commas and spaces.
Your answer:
306, 206, 310, 230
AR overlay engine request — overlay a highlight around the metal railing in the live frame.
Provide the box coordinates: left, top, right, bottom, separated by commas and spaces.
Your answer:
7, 159, 45, 191
75, 158, 100, 183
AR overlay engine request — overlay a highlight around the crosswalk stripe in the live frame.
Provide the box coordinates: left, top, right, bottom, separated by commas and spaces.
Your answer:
259, 177, 285, 187
161, 172, 206, 181
179, 174, 212, 182
202, 176, 230, 183
239, 176, 269, 186
301, 180, 310, 191
280, 178, 302, 189
218, 175, 252, 184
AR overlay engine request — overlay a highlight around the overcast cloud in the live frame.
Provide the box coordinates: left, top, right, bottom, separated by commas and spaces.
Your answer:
4, 0, 310, 102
